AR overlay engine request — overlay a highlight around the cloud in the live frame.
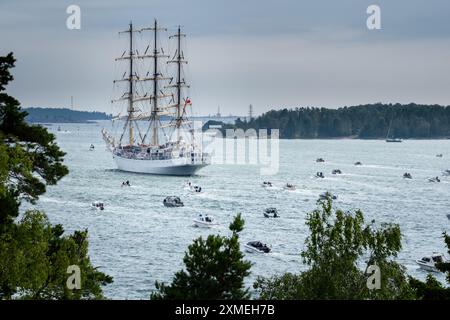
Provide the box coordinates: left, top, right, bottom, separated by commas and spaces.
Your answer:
1, 0, 450, 115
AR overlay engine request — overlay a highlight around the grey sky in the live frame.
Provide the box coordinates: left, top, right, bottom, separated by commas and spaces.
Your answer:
1, 0, 450, 116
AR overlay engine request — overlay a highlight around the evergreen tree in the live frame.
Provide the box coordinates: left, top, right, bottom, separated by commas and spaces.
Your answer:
0, 53, 112, 299
151, 214, 251, 299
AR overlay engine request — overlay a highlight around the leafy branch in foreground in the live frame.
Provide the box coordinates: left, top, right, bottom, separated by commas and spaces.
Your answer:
254, 196, 415, 300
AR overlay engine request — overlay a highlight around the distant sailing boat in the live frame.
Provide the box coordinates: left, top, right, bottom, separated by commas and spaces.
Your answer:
386, 112, 402, 143
102, 20, 210, 175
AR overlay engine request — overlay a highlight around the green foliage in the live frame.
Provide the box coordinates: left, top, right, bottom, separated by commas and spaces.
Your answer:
151, 214, 252, 300
0, 211, 112, 299
254, 197, 415, 300
409, 233, 450, 299
0, 53, 112, 299
0, 53, 68, 227
227, 104, 450, 139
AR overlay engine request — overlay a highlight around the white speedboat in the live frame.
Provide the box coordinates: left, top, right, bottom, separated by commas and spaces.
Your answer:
91, 201, 105, 211
283, 183, 296, 191
163, 196, 184, 207
244, 241, 271, 253
261, 181, 273, 188
185, 182, 202, 193
193, 214, 217, 228
416, 253, 447, 272
263, 208, 279, 218
315, 172, 325, 179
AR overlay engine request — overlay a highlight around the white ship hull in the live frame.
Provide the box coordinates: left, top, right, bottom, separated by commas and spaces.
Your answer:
113, 154, 208, 176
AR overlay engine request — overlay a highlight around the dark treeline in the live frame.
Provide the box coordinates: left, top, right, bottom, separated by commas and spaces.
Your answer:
229, 103, 450, 139
25, 107, 112, 123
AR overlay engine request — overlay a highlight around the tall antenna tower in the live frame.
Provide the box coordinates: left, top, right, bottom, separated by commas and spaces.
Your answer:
248, 104, 254, 121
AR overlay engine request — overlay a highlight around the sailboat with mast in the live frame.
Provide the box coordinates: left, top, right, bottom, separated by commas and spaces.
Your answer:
386, 113, 402, 143
102, 20, 210, 175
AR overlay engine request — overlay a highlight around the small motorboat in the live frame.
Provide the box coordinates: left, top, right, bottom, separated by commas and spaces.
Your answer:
386, 138, 402, 143
332, 169, 342, 175
193, 214, 217, 228
261, 181, 273, 188
319, 192, 337, 200
428, 177, 441, 183
91, 201, 105, 211
263, 207, 279, 218
163, 196, 184, 207
416, 253, 448, 272
121, 180, 131, 187
446, 213, 450, 220
186, 182, 202, 193
403, 173, 412, 179
244, 241, 271, 254
443, 170, 450, 176
89, 144, 95, 151
315, 172, 325, 179
316, 158, 325, 163
436, 154, 443, 158
283, 183, 296, 191
354, 161, 362, 166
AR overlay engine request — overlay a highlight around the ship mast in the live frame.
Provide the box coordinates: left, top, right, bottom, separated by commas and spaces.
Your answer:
128, 22, 134, 146
168, 26, 188, 141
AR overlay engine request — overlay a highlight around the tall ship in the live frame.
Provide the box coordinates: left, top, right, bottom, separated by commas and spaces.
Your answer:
102, 20, 210, 175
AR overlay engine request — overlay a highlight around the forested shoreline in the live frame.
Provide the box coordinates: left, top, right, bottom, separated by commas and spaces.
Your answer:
24, 107, 111, 123
204, 104, 450, 139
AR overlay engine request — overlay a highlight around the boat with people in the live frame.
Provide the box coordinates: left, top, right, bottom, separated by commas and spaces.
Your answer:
89, 144, 95, 151
261, 181, 273, 188
315, 172, 325, 179
443, 170, 450, 176
244, 241, 271, 254
263, 207, 279, 218
101, 21, 210, 176
416, 253, 448, 272
316, 158, 325, 163
332, 169, 342, 175
163, 196, 184, 207
283, 183, 296, 191
428, 177, 441, 183
436, 154, 443, 158
354, 161, 362, 166
122, 180, 131, 187
319, 192, 337, 200
403, 173, 412, 179
91, 201, 105, 211
185, 181, 202, 193
193, 214, 217, 228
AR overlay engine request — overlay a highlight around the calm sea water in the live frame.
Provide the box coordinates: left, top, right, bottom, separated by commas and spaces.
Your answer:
23, 122, 450, 299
